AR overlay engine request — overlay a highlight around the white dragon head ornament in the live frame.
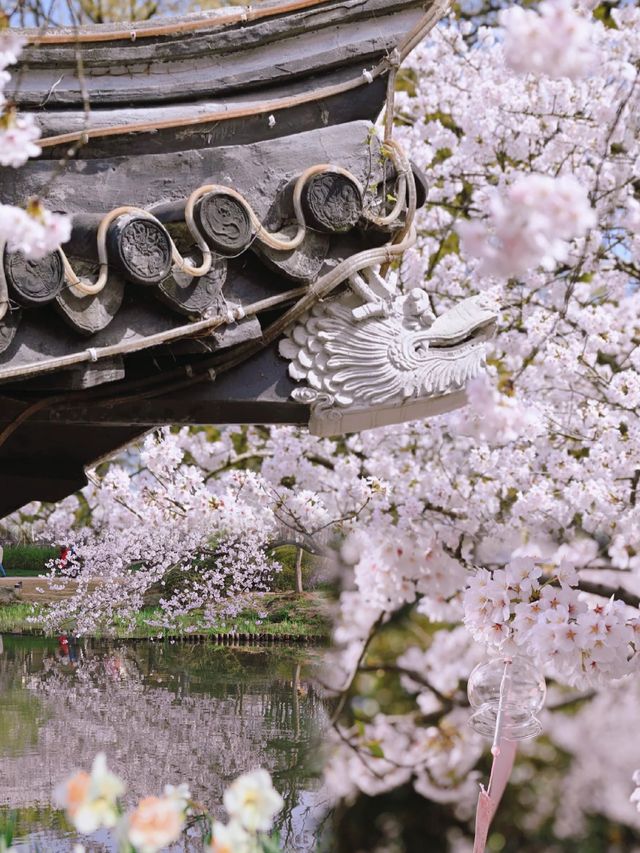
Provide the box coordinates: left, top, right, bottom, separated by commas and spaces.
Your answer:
279, 288, 499, 436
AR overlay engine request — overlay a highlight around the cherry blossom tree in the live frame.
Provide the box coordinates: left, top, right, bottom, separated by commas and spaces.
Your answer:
4, 0, 640, 847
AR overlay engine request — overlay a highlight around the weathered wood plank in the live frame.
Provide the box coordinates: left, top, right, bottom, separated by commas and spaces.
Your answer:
12, 0, 424, 107
12, 343, 310, 428
4, 120, 382, 217
26, 72, 388, 160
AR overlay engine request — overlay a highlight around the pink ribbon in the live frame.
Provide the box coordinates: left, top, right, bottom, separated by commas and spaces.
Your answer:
472, 737, 517, 853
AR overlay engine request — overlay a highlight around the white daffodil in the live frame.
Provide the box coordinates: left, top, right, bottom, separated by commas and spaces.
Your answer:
223, 769, 283, 833
209, 819, 256, 853
163, 782, 191, 812
54, 753, 124, 834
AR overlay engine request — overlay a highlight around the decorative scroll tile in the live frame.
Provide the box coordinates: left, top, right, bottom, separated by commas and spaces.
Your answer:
194, 192, 253, 256
253, 228, 330, 283
301, 171, 363, 233
107, 215, 173, 286
4, 249, 64, 306
157, 251, 228, 317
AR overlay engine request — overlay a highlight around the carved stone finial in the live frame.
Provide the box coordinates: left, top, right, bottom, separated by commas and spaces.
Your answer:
107, 215, 173, 286
3, 249, 64, 306
301, 171, 363, 233
195, 192, 253, 256
279, 290, 499, 435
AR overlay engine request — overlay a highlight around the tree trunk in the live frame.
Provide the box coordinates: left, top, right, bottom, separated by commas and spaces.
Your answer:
295, 547, 304, 594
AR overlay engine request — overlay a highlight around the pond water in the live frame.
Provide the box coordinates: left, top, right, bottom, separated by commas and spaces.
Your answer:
0, 635, 328, 851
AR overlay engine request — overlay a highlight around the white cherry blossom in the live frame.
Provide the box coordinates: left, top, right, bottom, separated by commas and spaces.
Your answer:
500, 0, 599, 79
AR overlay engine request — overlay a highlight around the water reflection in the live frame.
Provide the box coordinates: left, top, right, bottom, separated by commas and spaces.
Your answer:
0, 636, 328, 850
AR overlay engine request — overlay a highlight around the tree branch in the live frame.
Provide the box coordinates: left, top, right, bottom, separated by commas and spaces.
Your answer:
577, 580, 640, 609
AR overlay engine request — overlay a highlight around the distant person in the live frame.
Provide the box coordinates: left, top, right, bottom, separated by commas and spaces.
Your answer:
59, 545, 70, 572
0, 543, 6, 577
57, 634, 70, 664
68, 635, 80, 664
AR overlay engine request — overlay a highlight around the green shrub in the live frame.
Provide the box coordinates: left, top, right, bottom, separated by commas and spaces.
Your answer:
269, 545, 317, 591
2, 545, 58, 577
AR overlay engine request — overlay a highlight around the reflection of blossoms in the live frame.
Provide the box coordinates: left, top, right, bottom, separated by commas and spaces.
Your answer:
10, 643, 325, 837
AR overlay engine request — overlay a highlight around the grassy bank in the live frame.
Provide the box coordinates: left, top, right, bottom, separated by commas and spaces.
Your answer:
0, 592, 332, 640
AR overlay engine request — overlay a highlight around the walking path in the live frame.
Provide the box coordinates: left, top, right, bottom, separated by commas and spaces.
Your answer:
0, 576, 96, 604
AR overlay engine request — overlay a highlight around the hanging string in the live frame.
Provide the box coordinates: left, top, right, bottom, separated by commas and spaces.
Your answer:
472, 657, 516, 853
384, 48, 401, 144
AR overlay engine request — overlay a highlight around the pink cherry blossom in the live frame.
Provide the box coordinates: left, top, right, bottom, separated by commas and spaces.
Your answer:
0, 111, 41, 167
500, 0, 599, 79
457, 174, 596, 279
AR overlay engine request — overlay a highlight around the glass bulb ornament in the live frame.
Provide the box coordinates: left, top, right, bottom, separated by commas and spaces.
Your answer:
467, 656, 546, 747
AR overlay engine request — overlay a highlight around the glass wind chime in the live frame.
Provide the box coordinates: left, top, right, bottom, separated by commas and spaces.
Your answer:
467, 656, 547, 853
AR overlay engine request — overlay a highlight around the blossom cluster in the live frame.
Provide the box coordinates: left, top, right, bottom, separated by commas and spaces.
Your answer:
463, 557, 639, 686
499, 0, 598, 79
457, 173, 596, 279
0, 29, 71, 257
324, 710, 482, 808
